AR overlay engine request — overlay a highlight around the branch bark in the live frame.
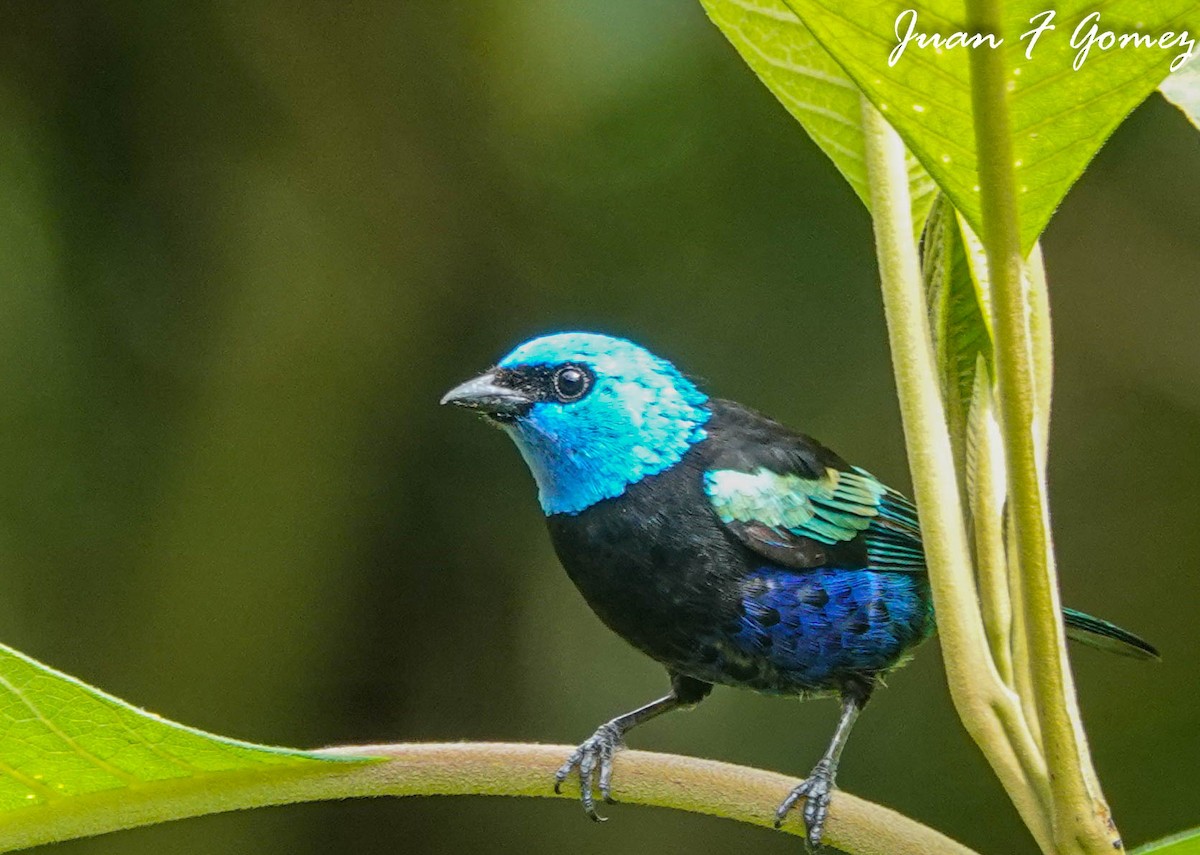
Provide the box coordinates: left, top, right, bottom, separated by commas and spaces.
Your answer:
0, 743, 978, 855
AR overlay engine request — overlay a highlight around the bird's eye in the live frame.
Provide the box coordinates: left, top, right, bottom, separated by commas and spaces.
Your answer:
553, 365, 591, 402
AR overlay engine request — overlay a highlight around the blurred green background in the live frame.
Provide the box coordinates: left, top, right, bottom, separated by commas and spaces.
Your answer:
0, 3, 1196, 853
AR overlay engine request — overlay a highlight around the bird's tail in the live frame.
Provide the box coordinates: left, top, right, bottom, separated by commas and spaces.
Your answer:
1062, 607, 1160, 660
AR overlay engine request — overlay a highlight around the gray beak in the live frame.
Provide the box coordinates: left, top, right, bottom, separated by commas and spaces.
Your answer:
440, 371, 533, 419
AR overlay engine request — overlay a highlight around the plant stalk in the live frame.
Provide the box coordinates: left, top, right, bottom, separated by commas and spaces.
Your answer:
859, 96, 1051, 850
0, 743, 978, 855
964, 1, 1117, 851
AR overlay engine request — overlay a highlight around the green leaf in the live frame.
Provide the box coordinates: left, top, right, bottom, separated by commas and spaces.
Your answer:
784, 0, 1200, 250
699, 0, 937, 237
1132, 827, 1200, 855
1161, 56, 1200, 130
921, 195, 993, 462
963, 356, 1014, 685
0, 641, 369, 846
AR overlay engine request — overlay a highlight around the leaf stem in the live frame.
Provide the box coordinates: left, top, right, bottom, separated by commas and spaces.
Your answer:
859, 95, 1052, 850
0, 743, 978, 855
964, 2, 1117, 852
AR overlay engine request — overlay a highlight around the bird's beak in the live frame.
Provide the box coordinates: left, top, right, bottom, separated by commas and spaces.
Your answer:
440, 371, 533, 419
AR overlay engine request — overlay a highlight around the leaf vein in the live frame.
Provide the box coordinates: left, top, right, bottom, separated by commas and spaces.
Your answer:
0, 675, 137, 787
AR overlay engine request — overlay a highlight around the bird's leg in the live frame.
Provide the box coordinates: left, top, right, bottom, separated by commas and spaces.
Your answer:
775, 681, 873, 850
555, 672, 711, 821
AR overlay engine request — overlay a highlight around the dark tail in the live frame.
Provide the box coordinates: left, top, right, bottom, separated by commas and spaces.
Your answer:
1063, 608, 1160, 660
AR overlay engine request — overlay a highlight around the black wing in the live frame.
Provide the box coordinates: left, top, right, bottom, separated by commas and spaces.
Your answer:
701, 400, 926, 573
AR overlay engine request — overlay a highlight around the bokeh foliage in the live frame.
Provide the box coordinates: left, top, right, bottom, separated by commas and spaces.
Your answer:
0, 3, 1196, 853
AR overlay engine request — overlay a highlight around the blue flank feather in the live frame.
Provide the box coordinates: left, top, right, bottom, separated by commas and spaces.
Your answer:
692, 568, 934, 693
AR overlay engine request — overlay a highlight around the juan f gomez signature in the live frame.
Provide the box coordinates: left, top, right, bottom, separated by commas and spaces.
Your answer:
889, 10, 1195, 72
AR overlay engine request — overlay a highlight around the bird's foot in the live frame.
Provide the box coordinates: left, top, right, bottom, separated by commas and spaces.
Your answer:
554, 721, 624, 821
774, 759, 836, 851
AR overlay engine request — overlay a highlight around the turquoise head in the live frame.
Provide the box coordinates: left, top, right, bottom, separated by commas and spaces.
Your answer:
441, 332, 710, 515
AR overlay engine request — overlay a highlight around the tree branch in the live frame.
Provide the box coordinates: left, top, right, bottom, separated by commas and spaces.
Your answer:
0, 742, 978, 855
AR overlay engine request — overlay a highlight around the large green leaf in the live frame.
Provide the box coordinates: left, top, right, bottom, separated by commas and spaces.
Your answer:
785, 0, 1200, 250
1132, 827, 1200, 855
700, 0, 937, 237
0, 641, 367, 846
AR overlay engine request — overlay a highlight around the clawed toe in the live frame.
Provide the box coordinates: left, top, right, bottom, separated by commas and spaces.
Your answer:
554, 722, 624, 821
773, 762, 836, 851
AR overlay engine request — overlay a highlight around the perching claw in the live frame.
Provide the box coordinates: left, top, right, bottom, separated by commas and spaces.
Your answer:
553, 677, 709, 823
554, 721, 623, 821
774, 689, 869, 851
774, 759, 836, 851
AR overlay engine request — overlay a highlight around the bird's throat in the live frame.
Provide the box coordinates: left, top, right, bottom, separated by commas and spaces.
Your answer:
504, 411, 709, 516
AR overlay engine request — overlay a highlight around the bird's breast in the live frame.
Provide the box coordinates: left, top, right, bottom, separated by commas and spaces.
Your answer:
545, 457, 746, 667
542, 449, 935, 694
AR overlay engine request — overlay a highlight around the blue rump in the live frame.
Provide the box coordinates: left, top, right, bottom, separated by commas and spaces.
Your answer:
689, 568, 934, 694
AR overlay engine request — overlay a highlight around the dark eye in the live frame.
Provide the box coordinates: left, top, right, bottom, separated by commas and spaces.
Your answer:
553, 365, 591, 402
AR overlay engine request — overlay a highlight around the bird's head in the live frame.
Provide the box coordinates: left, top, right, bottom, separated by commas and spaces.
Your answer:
442, 332, 710, 515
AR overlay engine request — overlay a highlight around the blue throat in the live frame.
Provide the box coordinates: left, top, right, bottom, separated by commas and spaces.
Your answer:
506, 402, 710, 515
496, 333, 711, 516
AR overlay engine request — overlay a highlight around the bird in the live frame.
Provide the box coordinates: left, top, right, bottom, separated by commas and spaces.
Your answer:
441, 331, 1158, 850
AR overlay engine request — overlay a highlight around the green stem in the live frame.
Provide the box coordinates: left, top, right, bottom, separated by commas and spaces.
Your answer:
1006, 522, 1045, 757
0, 743, 977, 855
859, 96, 1051, 850
1007, 245, 1051, 756
964, 2, 1116, 852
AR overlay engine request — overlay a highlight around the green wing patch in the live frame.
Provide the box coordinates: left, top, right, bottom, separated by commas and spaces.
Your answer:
705, 466, 925, 572
705, 467, 884, 545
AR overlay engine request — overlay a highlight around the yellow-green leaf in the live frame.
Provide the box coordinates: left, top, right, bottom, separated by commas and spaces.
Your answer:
922, 195, 993, 462
784, 0, 1200, 251
1132, 827, 1200, 855
0, 641, 368, 846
